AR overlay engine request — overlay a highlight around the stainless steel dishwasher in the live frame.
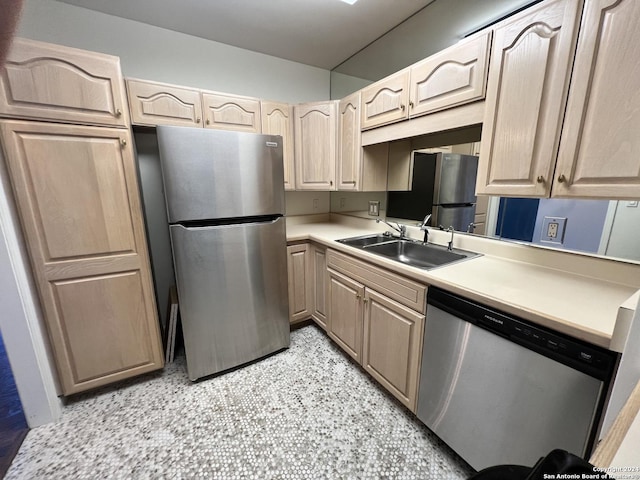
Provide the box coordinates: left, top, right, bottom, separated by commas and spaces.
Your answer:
416, 287, 618, 471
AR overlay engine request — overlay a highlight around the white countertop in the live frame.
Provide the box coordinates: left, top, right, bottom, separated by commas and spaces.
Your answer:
287, 217, 640, 351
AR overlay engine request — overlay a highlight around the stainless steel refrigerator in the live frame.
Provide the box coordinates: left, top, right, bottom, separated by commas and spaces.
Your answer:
387, 152, 478, 231
157, 126, 290, 381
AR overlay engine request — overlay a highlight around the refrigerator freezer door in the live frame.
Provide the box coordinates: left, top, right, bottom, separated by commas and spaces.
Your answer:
434, 154, 478, 205
158, 126, 285, 223
170, 217, 290, 380
434, 205, 476, 232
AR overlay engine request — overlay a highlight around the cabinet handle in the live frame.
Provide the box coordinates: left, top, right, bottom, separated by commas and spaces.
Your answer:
120, 138, 127, 148
409, 101, 414, 109
196, 117, 201, 123
115, 108, 122, 117
557, 174, 566, 183
206, 119, 211, 125
536, 175, 545, 184
400, 104, 405, 111
330, 180, 333, 186
356, 294, 361, 300
363, 298, 369, 304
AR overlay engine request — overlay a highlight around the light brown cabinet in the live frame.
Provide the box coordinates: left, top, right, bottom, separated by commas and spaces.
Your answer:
202, 92, 261, 133
326, 249, 427, 409
360, 69, 410, 130
362, 289, 425, 412
476, 0, 582, 197
294, 101, 337, 190
261, 101, 295, 191
338, 92, 389, 192
126, 78, 203, 127
0, 38, 130, 128
327, 269, 364, 362
554, 0, 640, 198
310, 244, 328, 330
408, 32, 491, 118
286, 244, 313, 324
0, 120, 164, 395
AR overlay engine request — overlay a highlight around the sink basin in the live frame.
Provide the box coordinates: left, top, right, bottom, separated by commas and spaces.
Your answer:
336, 234, 480, 270
365, 240, 471, 269
336, 233, 395, 248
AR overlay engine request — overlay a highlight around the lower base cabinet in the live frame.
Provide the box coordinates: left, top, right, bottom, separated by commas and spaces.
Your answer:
362, 289, 425, 411
310, 244, 328, 329
327, 269, 364, 362
286, 244, 312, 324
326, 249, 427, 412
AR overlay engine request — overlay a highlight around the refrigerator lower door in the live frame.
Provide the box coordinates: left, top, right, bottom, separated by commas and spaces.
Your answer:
170, 217, 290, 380
434, 205, 476, 232
434, 154, 479, 205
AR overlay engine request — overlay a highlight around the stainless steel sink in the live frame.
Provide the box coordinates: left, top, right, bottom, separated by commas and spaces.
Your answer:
336, 234, 480, 270
336, 233, 395, 248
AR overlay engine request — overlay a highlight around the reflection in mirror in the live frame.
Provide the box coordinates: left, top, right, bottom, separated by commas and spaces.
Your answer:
331, 141, 640, 264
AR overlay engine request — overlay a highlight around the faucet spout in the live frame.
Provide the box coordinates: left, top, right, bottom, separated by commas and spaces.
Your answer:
376, 218, 407, 239
446, 226, 455, 251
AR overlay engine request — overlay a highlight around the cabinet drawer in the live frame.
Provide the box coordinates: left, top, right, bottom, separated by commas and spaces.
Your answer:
327, 249, 426, 313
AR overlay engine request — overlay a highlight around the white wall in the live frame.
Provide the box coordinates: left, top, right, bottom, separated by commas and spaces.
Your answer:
602, 201, 640, 262
17, 0, 330, 103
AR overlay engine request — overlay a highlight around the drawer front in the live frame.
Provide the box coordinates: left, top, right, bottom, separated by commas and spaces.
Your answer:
327, 249, 426, 313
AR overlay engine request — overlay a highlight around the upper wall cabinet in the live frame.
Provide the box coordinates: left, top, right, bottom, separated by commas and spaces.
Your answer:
127, 79, 203, 127
202, 92, 261, 133
360, 69, 411, 130
476, 0, 582, 197
338, 92, 389, 191
0, 38, 130, 128
408, 32, 491, 118
294, 101, 337, 190
553, 0, 640, 198
261, 101, 295, 191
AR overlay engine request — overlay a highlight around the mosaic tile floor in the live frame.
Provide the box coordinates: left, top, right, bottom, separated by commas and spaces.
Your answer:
6, 325, 474, 479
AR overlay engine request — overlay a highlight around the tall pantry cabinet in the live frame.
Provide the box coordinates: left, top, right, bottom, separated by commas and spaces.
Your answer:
0, 38, 164, 395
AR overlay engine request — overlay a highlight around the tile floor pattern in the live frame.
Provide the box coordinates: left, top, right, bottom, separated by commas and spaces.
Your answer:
6, 325, 474, 479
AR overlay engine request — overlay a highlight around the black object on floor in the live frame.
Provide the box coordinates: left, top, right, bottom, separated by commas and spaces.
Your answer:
468, 449, 612, 480
0, 332, 29, 478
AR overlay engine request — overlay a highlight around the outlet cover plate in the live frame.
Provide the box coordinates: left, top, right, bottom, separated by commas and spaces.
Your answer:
540, 216, 567, 244
368, 201, 380, 216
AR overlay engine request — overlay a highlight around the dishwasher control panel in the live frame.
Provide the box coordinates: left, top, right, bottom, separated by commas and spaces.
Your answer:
427, 287, 617, 381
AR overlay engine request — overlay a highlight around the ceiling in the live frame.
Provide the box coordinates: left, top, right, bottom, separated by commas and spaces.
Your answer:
55, 0, 437, 70
56, 0, 539, 77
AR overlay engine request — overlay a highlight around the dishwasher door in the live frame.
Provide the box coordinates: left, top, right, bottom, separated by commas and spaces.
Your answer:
416, 304, 604, 471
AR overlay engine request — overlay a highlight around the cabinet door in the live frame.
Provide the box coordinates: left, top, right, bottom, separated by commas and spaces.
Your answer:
202, 92, 261, 133
287, 244, 313, 324
362, 289, 425, 412
327, 269, 364, 363
476, 0, 582, 197
360, 69, 410, 130
409, 32, 491, 118
0, 38, 129, 127
0, 121, 163, 395
261, 101, 295, 191
126, 79, 203, 127
311, 245, 327, 330
294, 101, 337, 190
338, 92, 362, 190
554, 0, 640, 198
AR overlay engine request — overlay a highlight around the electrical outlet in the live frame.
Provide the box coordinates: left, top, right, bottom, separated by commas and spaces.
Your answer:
312, 198, 319, 210
340, 197, 346, 208
368, 201, 380, 216
540, 216, 567, 244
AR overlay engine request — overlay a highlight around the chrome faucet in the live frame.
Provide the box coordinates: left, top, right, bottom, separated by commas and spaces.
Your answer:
376, 218, 407, 239
446, 226, 455, 251
417, 214, 432, 243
